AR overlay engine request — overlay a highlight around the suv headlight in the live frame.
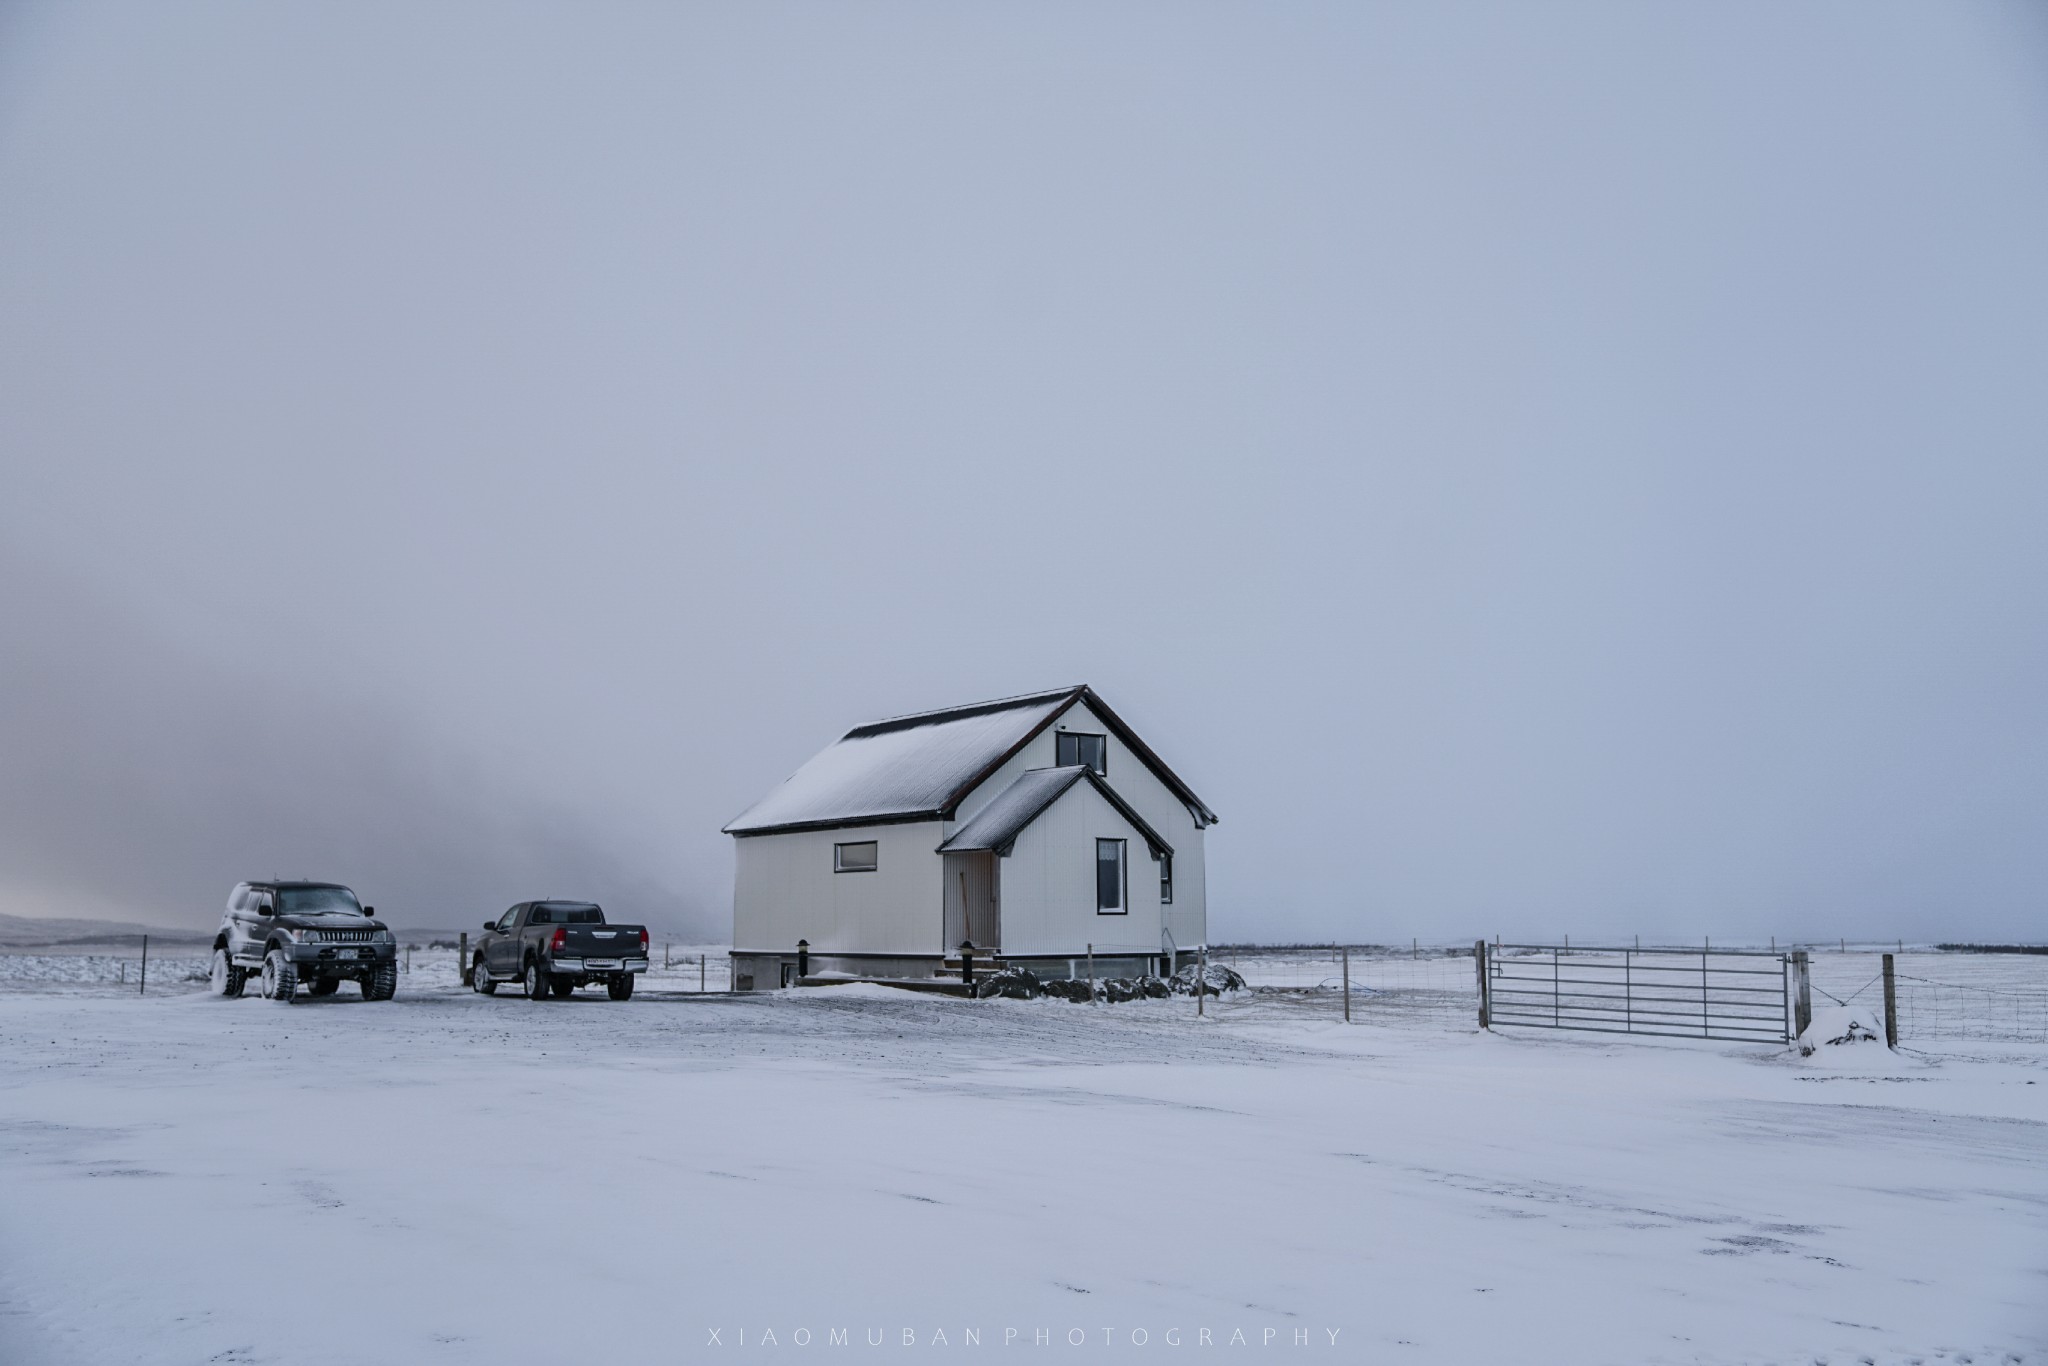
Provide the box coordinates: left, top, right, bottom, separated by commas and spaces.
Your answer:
288, 928, 316, 944
372, 929, 393, 944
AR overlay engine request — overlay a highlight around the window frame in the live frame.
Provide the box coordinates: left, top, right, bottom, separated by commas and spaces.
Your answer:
834, 840, 880, 874
1095, 837, 1128, 915
1056, 731, 1108, 777
1159, 851, 1173, 905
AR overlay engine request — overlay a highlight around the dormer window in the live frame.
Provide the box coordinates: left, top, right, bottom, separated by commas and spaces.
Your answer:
1057, 731, 1107, 776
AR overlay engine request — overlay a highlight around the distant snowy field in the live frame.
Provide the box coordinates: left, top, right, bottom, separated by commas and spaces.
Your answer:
0, 957, 2041, 1364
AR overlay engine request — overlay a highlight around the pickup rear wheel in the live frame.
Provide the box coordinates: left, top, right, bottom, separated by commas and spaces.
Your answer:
606, 973, 635, 1001
472, 961, 496, 995
523, 959, 548, 1001
550, 975, 577, 999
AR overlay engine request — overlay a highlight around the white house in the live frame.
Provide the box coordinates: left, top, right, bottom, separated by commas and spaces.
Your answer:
723, 686, 1217, 990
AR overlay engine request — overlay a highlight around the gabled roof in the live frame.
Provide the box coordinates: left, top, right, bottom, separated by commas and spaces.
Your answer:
937, 766, 1174, 858
722, 685, 1217, 836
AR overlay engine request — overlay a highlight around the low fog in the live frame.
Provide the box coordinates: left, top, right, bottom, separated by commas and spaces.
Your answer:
2, 2, 2044, 942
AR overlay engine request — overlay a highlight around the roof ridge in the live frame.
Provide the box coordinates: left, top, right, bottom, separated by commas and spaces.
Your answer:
842, 685, 1084, 739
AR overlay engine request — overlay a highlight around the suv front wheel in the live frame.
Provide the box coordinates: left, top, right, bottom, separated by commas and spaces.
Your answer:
361, 962, 397, 1001
210, 947, 246, 999
260, 949, 298, 1003
472, 961, 497, 995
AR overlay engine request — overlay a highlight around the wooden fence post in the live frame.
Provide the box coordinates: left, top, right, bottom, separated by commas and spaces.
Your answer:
1882, 952, 1898, 1049
1342, 946, 1351, 1023
1791, 951, 1812, 1038
1474, 940, 1489, 1029
1197, 946, 1206, 1019
139, 934, 148, 997
459, 932, 469, 981
1087, 943, 1096, 1005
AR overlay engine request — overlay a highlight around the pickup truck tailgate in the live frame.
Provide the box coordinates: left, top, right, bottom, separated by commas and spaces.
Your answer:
559, 925, 644, 962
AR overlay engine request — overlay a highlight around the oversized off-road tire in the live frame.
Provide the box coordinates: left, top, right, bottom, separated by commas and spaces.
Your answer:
523, 959, 548, 1001
472, 961, 497, 995
361, 962, 398, 1001
550, 975, 577, 999
306, 978, 339, 997
210, 947, 246, 999
260, 949, 298, 1003
606, 973, 635, 1001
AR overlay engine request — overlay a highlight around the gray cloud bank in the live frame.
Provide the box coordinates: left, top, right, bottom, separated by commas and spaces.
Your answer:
0, 548, 691, 931
1, 2, 2045, 943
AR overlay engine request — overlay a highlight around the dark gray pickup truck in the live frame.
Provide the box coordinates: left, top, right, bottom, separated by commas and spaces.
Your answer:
470, 900, 649, 1001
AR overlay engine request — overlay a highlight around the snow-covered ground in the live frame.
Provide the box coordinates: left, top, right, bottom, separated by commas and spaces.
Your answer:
0, 961, 2042, 1364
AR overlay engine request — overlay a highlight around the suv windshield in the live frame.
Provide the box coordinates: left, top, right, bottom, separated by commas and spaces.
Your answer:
276, 887, 364, 917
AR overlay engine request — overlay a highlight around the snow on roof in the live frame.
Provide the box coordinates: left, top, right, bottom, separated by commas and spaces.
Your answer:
723, 689, 1079, 835
939, 766, 1175, 857
935, 767, 1089, 855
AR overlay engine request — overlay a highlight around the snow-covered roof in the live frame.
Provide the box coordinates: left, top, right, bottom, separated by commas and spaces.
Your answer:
722, 689, 1076, 835
723, 685, 1217, 836
937, 766, 1174, 858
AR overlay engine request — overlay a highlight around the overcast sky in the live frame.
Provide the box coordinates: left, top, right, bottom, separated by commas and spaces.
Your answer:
2, 2, 2044, 943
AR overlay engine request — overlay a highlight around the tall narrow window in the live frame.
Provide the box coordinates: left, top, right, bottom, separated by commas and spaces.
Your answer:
1057, 732, 1107, 776
834, 841, 878, 873
1096, 838, 1126, 914
1159, 852, 1173, 905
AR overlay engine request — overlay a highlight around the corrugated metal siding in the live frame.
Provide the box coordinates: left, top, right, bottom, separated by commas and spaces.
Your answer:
731, 821, 945, 955
996, 780, 1165, 958
953, 700, 1206, 948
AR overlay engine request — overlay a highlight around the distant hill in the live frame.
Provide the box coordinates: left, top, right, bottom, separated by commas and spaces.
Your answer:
0, 913, 213, 952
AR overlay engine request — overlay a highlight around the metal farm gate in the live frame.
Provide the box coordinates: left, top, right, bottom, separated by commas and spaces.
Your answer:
1479, 944, 1796, 1043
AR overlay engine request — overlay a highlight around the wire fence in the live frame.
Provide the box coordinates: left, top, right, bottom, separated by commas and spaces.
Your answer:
1208, 944, 1480, 1030
1804, 950, 2048, 1044
4, 940, 2042, 1044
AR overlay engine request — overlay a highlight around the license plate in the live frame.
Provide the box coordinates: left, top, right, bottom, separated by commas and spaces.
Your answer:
335, 948, 357, 959
585, 958, 619, 970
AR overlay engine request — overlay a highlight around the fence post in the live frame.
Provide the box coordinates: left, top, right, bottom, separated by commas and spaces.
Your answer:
665, 942, 672, 969
459, 931, 469, 982
139, 934, 148, 996
1474, 940, 1489, 1029
1087, 943, 1096, 1005
700, 953, 707, 993
1791, 951, 1812, 1038
1197, 946, 1206, 1019
1882, 952, 1898, 1049
1342, 946, 1351, 1023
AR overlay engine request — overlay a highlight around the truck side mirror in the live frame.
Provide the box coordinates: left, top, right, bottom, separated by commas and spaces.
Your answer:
257, 904, 273, 917
484, 920, 496, 931
362, 906, 375, 917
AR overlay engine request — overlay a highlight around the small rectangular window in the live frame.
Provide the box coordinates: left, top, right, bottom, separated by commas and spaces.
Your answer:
834, 841, 879, 873
1096, 838, 1126, 913
1159, 852, 1173, 905
1057, 732, 1107, 776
